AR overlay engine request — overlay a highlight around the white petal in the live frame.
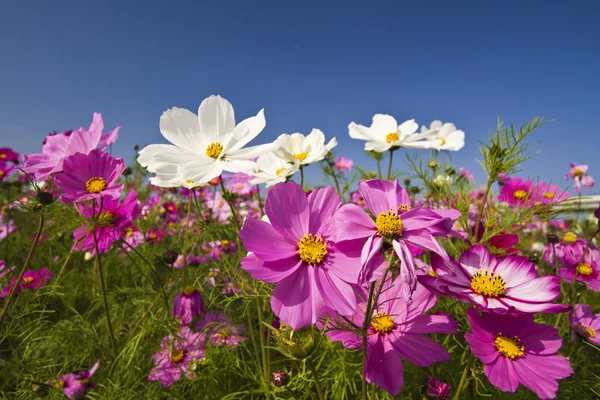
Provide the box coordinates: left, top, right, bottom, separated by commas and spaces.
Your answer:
227, 109, 266, 152
177, 159, 223, 184
228, 142, 276, 160
137, 144, 181, 167
372, 114, 398, 135
198, 95, 235, 140
398, 119, 418, 135
159, 107, 204, 152
325, 137, 338, 151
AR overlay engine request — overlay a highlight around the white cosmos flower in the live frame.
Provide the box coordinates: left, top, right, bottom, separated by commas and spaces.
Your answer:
137, 95, 273, 187
420, 120, 465, 151
273, 129, 337, 166
250, 152, 299, 187
348, 114, 432, 152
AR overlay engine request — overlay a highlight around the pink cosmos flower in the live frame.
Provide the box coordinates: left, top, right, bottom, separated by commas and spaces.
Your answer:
173, 254, 207, 269
426, 377, 451, 399
148, 326, 205, 387
122, 226, 144, 249
54, 361, 100, 399
23, 113, 119, 180
324, 179, 460, 299
54, 149, 125, 203
350, 190, 368, 210
565, 163, 595, 193
73, 190, 139, 255
240, 182, 366, 329
335, 156, 353, 171
533, 182, 569, 205
418, 245, 569, 313
197, 311, 246, 349
497, 172, 510, 184
162, 201, 179, 215
542, 231, 592, 267
498, 177, 534, 206
207, 191, 233, 223
325, 278, 457, 396
559, 247, 600, 292
173, 287, 205, 325
465, 309, 572, 399
0, 261, 15, 279
226, 172, 256, 196
2, 267, 55, 297
0, 161, 15, 180
146, 228, 165, 243
0, 147, 19, 163
0, 213, 16, 242
459, 167, 473, 182
570, 304, 599, 345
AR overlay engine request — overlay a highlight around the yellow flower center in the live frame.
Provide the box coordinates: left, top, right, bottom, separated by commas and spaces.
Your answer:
436, 136, 447, 146
544, 191, 555, 199
222, 240, 229, 246
125, 227, 133, 237
85, 177, 107, 194
371, 312, 395, 334
54, 379, 65, 389
168, 221, 176, 228
206, 142, 223, 159
573, 168, 585, 178
397, 204, 411, 211
148, 232, 157, 240
0, 154, 6, 159
97, 211, 114, 225
582, 324, 596, 339
470, 271, 507, 297
79, 378, 90, 385
294, 152, 308, 162
375, 210, 403, 238
218, 328, 231, 340
218, 201, 224, 207
428, 269, 438, 278
386, 132, 399, 143
237, 184, 243, 189
339, 163, 345, 168
577, 263, 593, 276
513, 189, 528, 200
183, 286, 195, 296
495, 333, 525, 359
275, 167, 286, 176
428, 161, 438, 168
563, 232, 577, 244
22, 276, 35, 284
185, 179, 194, 184
0, 170, 4, 177
170, 349, 185, 363
297, 234, 328, 265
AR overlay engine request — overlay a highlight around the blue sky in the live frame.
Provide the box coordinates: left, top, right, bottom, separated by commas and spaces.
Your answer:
1, 1, 598, 192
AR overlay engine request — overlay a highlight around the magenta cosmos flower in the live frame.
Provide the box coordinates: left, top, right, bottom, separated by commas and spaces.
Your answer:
240, 182, 369, 329
533, 182, 569, 205
335, 156, 353, 171
324, 179, 460, 299
325, 278, 457, 396
54, 149, 125, 203
542, 231, 592, 267
173, 287, 205, 325
1, 267, 54, 297
559, 247, 600, 292
0, 147, 19, 163
498, 177, 535, 206
73, 190, 139, 254
196, 311, 246, 349
570, 304, 600, 345
465, 309, 572, 399
23, 113, 119, 180
0, 161, 15, 180
418, 245, 568, 313
565, 163, 594, 193
54, 361, 100, 399
148, 326, 205, 387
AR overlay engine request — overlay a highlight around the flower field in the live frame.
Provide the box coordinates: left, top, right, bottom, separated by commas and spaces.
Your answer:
1, 95, 599, 399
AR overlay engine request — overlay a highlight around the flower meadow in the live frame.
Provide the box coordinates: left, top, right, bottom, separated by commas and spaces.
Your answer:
1, 95, 599, 400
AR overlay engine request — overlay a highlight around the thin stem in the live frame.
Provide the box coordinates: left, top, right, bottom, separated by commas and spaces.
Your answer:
387, 149, 395, 180
452, 357, 472, 400
306, 358, 325, 400
376, 158, 382, 180
255, 185, 264, 215
327, 160, 342, 196
256, 299, 269, 391
473, 179, 493, 241
219, 175, 241, 232
361, 281, 377, 400
0, 213, 45, 326
300, 166, 305, 190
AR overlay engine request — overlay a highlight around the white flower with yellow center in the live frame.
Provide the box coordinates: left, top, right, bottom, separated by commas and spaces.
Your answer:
348, 114, 433, 152
273, 129, 337, 167
250, 152, 298, 187
420, 120, 465, 151
138, 95, 273, 187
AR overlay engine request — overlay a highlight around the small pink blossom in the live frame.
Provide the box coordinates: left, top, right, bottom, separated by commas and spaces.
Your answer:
335, 156, 353, 171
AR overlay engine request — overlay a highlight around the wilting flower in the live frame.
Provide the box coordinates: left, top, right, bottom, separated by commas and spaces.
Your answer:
570, 304, 599, 344
498, 177, 534, 206
73, 190, 139, 254
197, 311, 246, 348
53, 361, 100, 399
418, 245, 569, 313
148, 326, 205, 387
565, 163, 594, 193
533, 182, 569, 205
138, 95, 272, 187
425, 377, 451, 399
325, 179, 459, 299
273, 129, 337, 167
54, 149, 125, 202
0, 147, 19, 163
326, 278, 457, 396
240, 182, 366, 329
465, 308, 572, 399
23, 113, 119, 180
421, 120, 465, 151
173, 287, 205, 325
335, 156, 353, 171
349, 116, 432, 152
559, 247, 600, 292
250, 152, 298, 187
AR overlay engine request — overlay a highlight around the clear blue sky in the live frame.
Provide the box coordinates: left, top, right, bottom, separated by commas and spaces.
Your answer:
1, 0, 598, 192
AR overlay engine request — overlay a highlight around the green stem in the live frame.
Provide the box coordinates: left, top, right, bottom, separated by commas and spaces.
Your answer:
473, 179, 493, 241
0, 213, 45, 327
387, 149, 395, 179
255, 185, 264, 215
328, 161, 342, 196
361, 281, 377, 400
256, 299, 269, 390
219, 175, 241, 232
306, 358, 325, 400
452, 358, 472, 400
300, 166, 305, 190
376, 158, 382, 180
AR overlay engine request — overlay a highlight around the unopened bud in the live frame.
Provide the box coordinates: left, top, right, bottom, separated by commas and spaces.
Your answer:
528, 254, 539, 264
546, 234, 559, 244
272, 370, 289, 387
162, 250, 178, 265
133, 144, 140, 151
36, 191, 54, 205
123, 167, 132, 176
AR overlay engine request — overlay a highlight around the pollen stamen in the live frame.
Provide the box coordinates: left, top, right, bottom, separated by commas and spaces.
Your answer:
85, 177, 107, 194
206, 142, 223, 159
470, 271, 507, 297
297, 234, 328, 265
495, 333, 525, 359
371, 312, 395, 334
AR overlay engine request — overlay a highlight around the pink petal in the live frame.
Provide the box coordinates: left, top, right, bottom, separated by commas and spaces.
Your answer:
271, 267, 322, 330
265, 182, 309, 242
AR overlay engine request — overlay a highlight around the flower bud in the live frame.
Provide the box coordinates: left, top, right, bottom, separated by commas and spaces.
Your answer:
35, 191, 54, 205
122, 167, 132, 176
425, 377, 451, 399
273, 324, 318, 360
133, 144, 140, 151
427, 161, 438, 169
546, 234, 559, 244
162, 250, 179, 265
528, 254, 539, 264
272, 370, 289, 387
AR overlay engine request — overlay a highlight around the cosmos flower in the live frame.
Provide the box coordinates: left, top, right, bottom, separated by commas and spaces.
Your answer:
23, 113, 119, 180
325, 278, 457, 396
465, 308, 572, 399
197, 311, 246, 349
146, 228, 165, 243
565, 163, 594, 193
335, 156, 353, 171
569, 304, 599, 345
0, 161, 15, 180
498, 177, 535, 206
542, 231, 592, 267
148, 326, 205, 387
324, 179, 460, 299
0, 147, 19, 163
225, 172, 256, 196
250, 152, 298, 187
418, 245, 569, 313
420, 120, 465, 151
349, 115, 433, 152
533, 182, 569, 205
54, 149, 125, 203
1, 267, 54, 297
53, 361, 100, 399
137, 95, 272, 187
122, 226, 144, 250
240, 182, 367, 329
559, 247, 600, 292
459, 167, 473, 182
273, 129, 337, 167
73, 190, 139, 255
161, 201, 179, 215
173, 287, 205, 326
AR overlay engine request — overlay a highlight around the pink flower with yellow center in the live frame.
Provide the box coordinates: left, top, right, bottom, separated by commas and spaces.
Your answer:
565, 163, 594, 193
570, 304, 600, 345
498, 177, 534, 206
